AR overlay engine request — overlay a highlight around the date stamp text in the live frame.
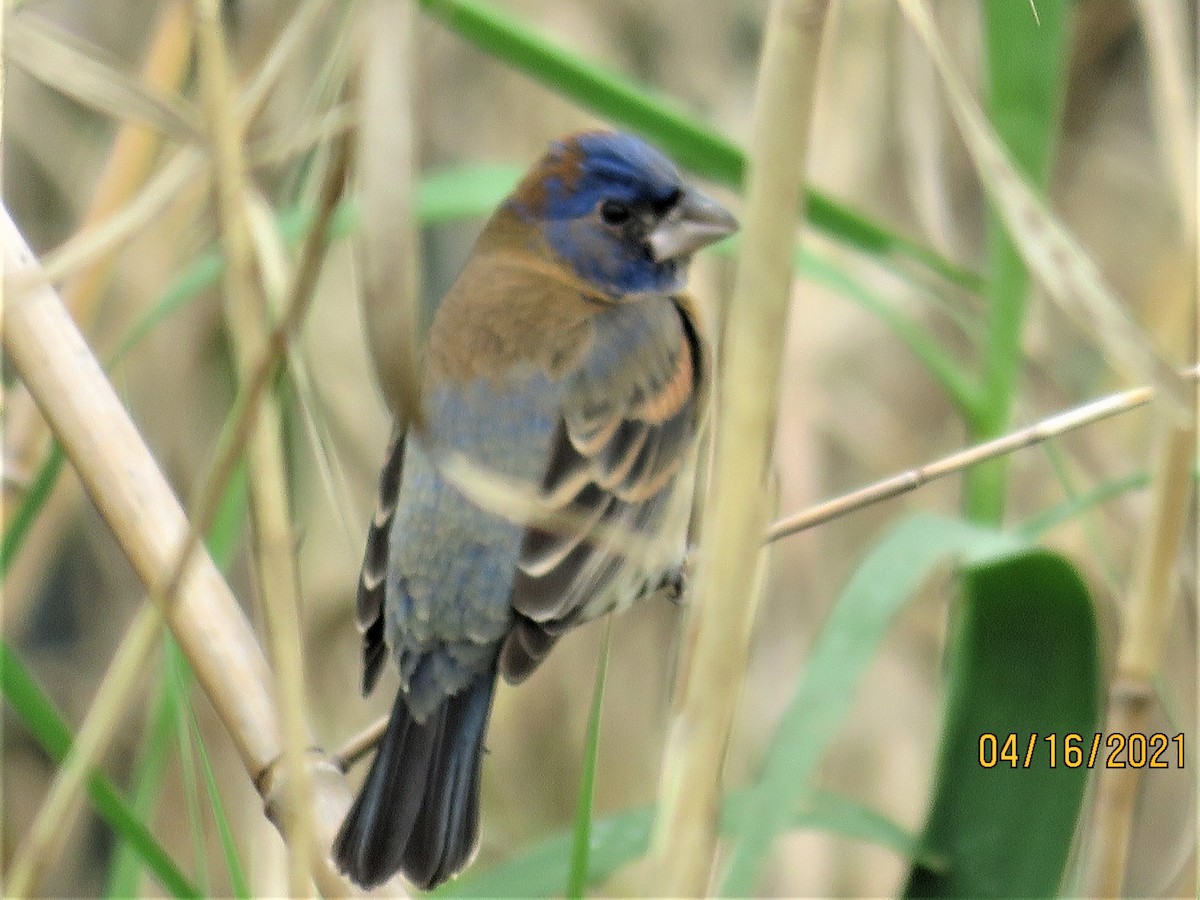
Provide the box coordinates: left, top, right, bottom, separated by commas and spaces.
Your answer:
978, 732, 1184, 769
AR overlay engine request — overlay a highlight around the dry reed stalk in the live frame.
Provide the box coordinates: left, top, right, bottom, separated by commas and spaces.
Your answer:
353, 0, 424, 429
41, 2, 194, 321
1133, 0, 1196, 242
190, 1, 320, 891
648, 1, 831, 894
2, 200, 286, 843
1082, 23, 1197, 880
3, 180, 363, 892
1084, 418, 1196, 895
14, 0, 330, 296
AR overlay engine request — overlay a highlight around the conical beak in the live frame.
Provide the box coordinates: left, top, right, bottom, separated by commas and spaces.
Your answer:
647, 189, 739, 262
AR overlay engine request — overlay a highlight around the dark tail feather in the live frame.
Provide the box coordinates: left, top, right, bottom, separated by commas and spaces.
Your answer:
333, 671, 496, 890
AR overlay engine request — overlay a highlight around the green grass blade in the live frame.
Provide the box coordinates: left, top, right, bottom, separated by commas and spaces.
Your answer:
708, 236, 977, 413
779, 791, 945, 874
202, 458, 250, 568
161, 464, 249, 894
166, 630, 210, 894
721, 514, 1023, 894
171, 639, 251, 899
417, 164, 524, 224
439, 787, 936, 898
795, 249, 978, 415
0, 442, 66, 579
983, 0, 1070, 186
566, 617, 613, 898
103, 650, 179, 898
903, 548, 1099, 897
0, 639, 199, 898
1017, 471, 1149, 539
417, 0, 982, 290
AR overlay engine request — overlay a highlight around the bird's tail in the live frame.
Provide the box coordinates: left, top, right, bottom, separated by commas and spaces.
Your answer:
333, 669, 496, 890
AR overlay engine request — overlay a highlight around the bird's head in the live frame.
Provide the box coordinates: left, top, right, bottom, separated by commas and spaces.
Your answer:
507, 131, 738, 297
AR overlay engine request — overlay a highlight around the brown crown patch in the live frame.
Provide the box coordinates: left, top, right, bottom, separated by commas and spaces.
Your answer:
510, 132, 605, 214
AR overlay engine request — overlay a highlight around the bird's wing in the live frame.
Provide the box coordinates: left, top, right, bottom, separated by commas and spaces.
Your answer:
502, 295, 707, 681
357, 429, 406, 694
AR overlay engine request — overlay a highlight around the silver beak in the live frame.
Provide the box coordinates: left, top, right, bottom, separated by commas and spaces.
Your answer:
647, 189, 739, 262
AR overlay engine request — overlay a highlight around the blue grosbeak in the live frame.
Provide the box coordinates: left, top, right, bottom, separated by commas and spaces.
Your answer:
334, 130, 737, 890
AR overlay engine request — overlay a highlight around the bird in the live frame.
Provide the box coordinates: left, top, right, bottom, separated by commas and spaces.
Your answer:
333, 129, 738, 891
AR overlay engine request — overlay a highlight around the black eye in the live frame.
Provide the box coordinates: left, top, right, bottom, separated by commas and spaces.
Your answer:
599, 200, 632, 225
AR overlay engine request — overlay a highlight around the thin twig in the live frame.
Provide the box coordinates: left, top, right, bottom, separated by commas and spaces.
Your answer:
766, 365, 1200, 542
333, 715, 391, 774
649, 1, 831, 894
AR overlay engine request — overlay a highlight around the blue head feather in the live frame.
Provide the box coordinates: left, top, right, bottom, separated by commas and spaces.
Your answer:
508, 132, 688, 297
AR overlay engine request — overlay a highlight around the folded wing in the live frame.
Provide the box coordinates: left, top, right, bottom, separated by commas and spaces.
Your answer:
501, 295, 707, 682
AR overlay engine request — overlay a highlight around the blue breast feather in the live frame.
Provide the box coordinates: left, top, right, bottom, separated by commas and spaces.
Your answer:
385, 367, 562, 718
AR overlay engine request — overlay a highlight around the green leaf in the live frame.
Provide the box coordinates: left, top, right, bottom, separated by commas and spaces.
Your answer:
904, 548, 1099, 897
721, 514, 1022, 894
566, 618, 613, 898
418, 164, 523, 224
417, 0, 982, 291
964, 0, 1072, 520
0, 640, 199, 898
439, 788, 936, 898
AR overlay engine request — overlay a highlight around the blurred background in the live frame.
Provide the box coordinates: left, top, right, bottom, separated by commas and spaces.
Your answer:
3, 0, 1196, 895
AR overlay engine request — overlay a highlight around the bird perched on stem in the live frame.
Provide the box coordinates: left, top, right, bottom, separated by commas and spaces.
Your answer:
334, 130, 737, 890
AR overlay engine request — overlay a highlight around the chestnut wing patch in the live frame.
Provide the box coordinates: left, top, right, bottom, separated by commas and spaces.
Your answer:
501, 297, 705, 682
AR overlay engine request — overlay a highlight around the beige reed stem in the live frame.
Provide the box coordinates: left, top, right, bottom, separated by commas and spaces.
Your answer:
2, 187, 361, 895
190, 0, 315, 890
648, 1, 831, 894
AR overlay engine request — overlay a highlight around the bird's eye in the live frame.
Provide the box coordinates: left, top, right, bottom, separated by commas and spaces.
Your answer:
599, 200, 632, 225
